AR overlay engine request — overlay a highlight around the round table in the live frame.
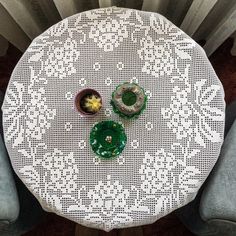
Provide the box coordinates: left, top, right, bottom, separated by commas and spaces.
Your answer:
2, 7, 225, 231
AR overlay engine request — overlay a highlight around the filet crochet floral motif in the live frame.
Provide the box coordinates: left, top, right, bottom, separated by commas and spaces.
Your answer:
2, 7, 225, 232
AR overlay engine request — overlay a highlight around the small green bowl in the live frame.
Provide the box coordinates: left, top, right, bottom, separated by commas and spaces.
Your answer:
90, 121, 127, 159
111, 82, 147, 119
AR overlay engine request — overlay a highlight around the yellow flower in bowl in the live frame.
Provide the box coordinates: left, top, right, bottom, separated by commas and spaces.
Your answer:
84, 95, 102, 113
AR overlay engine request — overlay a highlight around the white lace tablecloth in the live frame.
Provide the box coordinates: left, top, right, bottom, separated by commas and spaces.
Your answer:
2, 7, 225, 231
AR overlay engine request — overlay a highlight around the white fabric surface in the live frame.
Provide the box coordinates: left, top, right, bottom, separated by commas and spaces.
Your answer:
2, 7, 225, 231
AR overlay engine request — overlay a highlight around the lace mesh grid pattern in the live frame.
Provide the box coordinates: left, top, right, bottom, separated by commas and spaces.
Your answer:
2, 7, 225, 231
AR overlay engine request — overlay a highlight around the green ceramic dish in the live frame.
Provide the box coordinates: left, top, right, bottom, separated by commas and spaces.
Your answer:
90, 121, 127, 159
111, 82, 147, 119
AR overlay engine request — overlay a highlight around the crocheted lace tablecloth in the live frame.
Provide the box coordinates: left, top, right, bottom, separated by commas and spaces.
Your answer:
2, 7, 225, 231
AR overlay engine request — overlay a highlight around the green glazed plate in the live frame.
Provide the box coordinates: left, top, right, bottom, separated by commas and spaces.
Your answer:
90, 121, 127, 159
